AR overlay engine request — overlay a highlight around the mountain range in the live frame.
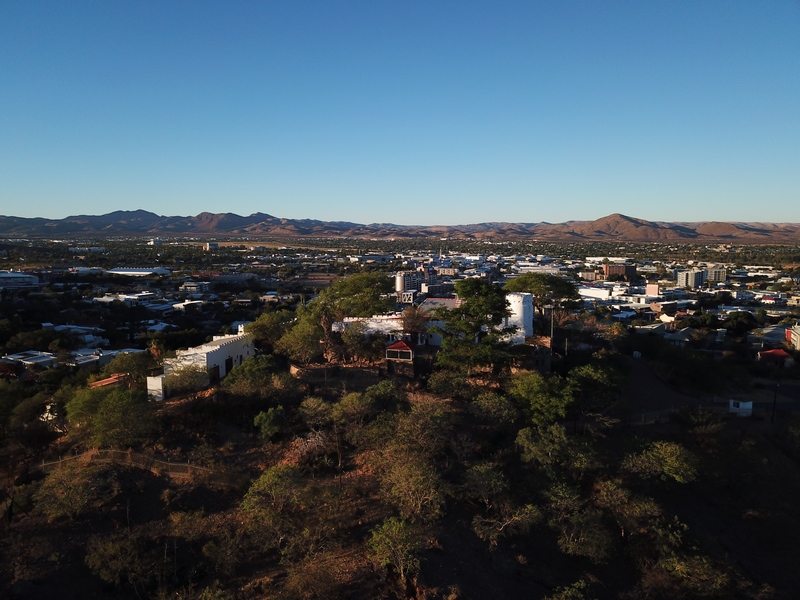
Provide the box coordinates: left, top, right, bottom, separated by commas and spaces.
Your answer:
1, 210, 799, 243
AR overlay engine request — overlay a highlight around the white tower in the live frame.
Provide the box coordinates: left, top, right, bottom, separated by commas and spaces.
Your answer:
505, 292, 534, 344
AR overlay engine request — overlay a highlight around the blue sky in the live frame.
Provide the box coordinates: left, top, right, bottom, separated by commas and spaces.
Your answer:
1, 1, 798, 225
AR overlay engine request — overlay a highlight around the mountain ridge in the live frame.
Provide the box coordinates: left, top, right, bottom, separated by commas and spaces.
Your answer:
1, 211, 799, 243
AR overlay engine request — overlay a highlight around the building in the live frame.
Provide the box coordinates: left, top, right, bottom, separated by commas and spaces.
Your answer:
180, 281, 212, 294
2, 350, 56, 369
395, 271, 423, 293
386, 340, 414, 362
165, 333, 254, 380
706, 266, 727, 284
105, 267, 171, 277
789, 325, 800, 351
603, 264, 638, 281
0, 271, 39, 289
676, 269, 706, 289
147, 333, 254, 400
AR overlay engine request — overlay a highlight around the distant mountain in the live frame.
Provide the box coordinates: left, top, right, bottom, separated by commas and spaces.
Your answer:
0, 210, 798, 243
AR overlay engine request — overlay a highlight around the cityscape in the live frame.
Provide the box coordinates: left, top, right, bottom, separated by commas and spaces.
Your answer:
1, 222, 799, 598
2, 2, 800, 600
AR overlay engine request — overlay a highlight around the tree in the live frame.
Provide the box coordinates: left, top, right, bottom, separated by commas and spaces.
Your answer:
471, 503, 540, 544
623, 441, 698, 484
401, 305, 427, 338
90, 388, 155, 448
253, 406, 286, 441
332, 392, 373, 429
34, 462, 110, 521
368, 517, 424, 585
307, 272, 393, 362
239, 465, 305, 555
85, 533, 153, 590
546, 483, 613, 563
164, 364, 209, 398
299, 396, 332, 430
222, 355, 280, 398
341, 320, 385, 365
461, 463, 508, 510
381, 454, 445, 522
275, 307, 323, 364
504, 272, 579, 324
241, 465, 301, 514
565, 362, 624, 435
510, 371, 571, 429
96, 351, 157, 388
247, 309, 294, 352
593, 478, 661, 539
65, 386, 155, 448
433, 278, 513, 376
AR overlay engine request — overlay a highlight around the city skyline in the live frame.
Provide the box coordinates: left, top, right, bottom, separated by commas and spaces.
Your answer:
2, 2, 799, 225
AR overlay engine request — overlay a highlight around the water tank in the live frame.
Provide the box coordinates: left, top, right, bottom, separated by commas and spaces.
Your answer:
506, 292, 534, 343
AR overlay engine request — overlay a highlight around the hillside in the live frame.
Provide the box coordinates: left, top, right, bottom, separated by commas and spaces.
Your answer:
1, 211, 799, 242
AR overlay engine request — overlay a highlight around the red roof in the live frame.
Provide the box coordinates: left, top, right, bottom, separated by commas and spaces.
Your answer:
758, 349, 791, 362
89, 373, 129, 389
386, 340, 414, 352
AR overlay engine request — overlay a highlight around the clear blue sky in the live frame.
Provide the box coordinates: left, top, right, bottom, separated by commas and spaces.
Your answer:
2, 1, 799, 225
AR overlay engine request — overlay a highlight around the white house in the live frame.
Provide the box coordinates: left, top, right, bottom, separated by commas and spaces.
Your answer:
147, 333, 254, 400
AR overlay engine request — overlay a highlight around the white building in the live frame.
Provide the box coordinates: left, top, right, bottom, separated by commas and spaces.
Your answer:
165, 333, 254, 380
147, 333, 254, 400
676, 270, 706, 289
0, 271, 39, 289
2, 350, 56, 369
706, 266, 727, 284
105, 267, 171, 277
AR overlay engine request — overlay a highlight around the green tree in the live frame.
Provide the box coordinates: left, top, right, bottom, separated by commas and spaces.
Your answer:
90, 388, 155, 448
381, 454, 445, 522
510, 371, 571, 429
96, 351, 157, 388
164, 364, 209, 397
471, 503, 540, 544
66, 386, 155, 448
247, 309, 294, 352
253, 406, 286, 441
461, 463, 508, 510
241, 465, 301, 514
623, 441, 698, 484
341, 320, 385, 365
275, 307, 324, 364
307, 272, 393, 362
433, 278, 513, 376
85, 533, 153, 589
222, 354, 280, 398
368, 517, 424, 585
299, 396, 333, 430
504, 272, 579, 323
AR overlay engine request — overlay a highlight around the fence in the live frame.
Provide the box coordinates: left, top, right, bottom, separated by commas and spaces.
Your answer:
38, 448, 217, 480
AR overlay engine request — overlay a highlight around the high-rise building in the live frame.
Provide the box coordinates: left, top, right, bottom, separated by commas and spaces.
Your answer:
603, 263, 637, 280
706, 266, 727, 283
676, 269, 706, 289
